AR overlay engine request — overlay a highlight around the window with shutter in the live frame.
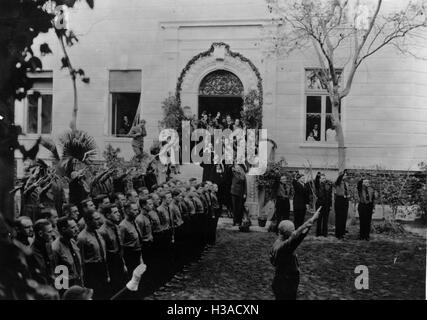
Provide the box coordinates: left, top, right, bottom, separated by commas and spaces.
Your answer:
109, 70, 142, 136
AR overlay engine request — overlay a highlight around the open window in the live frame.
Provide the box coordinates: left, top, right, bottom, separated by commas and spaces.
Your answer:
304, 68, 342, 143
109, 70, 141, 137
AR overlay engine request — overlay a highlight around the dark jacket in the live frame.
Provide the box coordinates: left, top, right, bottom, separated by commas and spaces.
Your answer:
292, 179, 310, 210
334, 173, 349, 198
52, 237, 83, 286
28, 239, 55, 285
315, 178, 332, 207
113, 173, 127, 194
201, 162, 215, 183
69, 178, 90, 207
270, 228, 311, 275
191, 195, 205, 215
357, 180, 376, 205
230, 166, 247, 198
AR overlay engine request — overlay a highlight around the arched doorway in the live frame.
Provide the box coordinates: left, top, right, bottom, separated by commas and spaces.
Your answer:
198, 70, 243, 120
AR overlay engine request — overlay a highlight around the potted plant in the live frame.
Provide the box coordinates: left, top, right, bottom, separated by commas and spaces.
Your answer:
257, 211, 267, 227
239, 204, 251, 232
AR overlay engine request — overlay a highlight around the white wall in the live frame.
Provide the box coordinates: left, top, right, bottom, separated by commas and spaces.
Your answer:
15, 0, 427, 174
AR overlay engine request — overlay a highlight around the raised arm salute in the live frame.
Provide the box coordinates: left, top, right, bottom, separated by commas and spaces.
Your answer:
334, 170, 350, 239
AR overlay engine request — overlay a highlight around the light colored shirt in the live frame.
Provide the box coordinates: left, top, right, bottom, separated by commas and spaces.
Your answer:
119, 219, 142, 251
312, 129, 319, 140
77, 229, 106, 264
169, 202, 184, 227
146, 209, 162, 233
135, 213, 153, 242
183, 197, 196, 216
129, 124, 146, 147
156, 205, 171, 231
326, 129, 337, 142
99, 220, 122, 255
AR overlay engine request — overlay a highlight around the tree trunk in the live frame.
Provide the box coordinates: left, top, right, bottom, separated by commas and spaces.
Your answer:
59, 34, 78, 131
332, 95, 346, 172
70, 74, 78, 131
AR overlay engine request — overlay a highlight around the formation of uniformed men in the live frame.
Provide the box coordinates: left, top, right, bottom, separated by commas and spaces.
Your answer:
12, 177, 221, 300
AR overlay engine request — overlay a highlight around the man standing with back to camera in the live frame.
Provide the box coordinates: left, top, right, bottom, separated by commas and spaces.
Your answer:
292, 173, 310, 229
334, 170, 350, 239
270, 208, 321, 300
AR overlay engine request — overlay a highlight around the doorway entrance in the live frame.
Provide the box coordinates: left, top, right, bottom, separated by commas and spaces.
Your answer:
198, 70, 243, 120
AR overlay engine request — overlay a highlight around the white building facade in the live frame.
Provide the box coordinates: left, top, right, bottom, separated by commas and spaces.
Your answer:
15, 0, 427, 176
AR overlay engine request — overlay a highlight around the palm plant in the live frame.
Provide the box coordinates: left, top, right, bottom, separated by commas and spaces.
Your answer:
16, 130, 98, 212
58, 130, 97, 176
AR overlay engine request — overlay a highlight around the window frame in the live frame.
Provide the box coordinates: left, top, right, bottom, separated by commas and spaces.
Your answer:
108, 69, 142, 138
109, 92, 142, 137
24, 88, 53, 136
303, 68, 342, 145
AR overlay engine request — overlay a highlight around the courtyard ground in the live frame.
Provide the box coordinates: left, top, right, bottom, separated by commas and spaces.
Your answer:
146, 219, 426, 300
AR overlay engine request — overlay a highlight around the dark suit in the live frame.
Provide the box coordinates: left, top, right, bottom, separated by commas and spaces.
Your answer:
52, 237, 83, 287
223, 164, 233, 213
270, 226, 311, 300
230, 166, 247, 225
28, 239, 55, 286
69, 178, 89, 210
314, 178, 332, 237
292, 180, 310, 228
334, 173, 349, 239
273, 181, 292, 224
357, 181, 376, 240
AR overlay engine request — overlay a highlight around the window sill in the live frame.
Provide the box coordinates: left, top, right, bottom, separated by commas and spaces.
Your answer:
299, 142, 338, 148
19, 134, 52, 140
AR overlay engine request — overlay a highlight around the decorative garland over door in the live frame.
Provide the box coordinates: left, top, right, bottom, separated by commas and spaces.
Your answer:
175, 42, 263, 108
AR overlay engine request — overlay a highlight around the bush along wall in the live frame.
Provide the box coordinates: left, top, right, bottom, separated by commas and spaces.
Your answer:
331, 168, 426, 223
257, 160, 427, 223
